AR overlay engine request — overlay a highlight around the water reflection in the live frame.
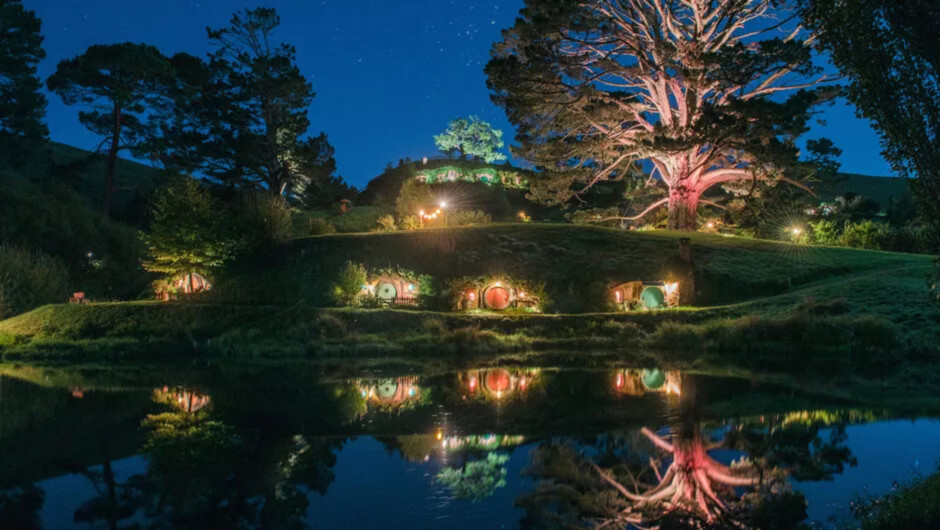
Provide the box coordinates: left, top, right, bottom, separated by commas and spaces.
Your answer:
0, 365, 935, 528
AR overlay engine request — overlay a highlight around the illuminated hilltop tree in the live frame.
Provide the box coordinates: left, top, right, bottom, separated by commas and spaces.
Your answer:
434, 116, 507, 163
487, 0, 836, 229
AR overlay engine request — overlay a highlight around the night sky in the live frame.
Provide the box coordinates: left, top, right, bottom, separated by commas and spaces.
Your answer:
28, 0, 892, 189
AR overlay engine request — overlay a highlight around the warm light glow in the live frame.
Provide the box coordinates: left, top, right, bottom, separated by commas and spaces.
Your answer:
790, 227, 802, 235
436, 430, 443, 441
494, 281, 502, 287
467, 291, 476, 300
468, 376, 477, 391
706, 222, 715, 229
419, 210, 425, 216
664, 282, 679, 295
439, 201, 447, 208
616, 372, 624, 388
665, 382, 681, 395
518, 291, 526, 299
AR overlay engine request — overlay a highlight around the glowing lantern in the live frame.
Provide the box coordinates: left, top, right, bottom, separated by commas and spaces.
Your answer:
467, 291, 476, 301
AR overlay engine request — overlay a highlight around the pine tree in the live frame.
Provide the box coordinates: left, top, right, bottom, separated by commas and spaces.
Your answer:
0, 0, 48, 165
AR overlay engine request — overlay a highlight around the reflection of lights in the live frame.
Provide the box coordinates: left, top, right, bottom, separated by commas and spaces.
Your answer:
468, 377, 477, 391
436, 430, 443, 440
519, 377, 527, 389
666, 382, 681, 395
496, 390, 502, 400
616, 372, 624, 388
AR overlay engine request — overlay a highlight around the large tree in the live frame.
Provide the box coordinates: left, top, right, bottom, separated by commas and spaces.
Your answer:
434, 116, 507, 163
155, 8, 337, 199
46, 43, 173, 216
798, 0, 939, 297
487, 0, 835, 229
0, 0, 47, 165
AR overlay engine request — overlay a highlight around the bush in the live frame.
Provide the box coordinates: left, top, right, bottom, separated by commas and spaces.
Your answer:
0, 246, 70, 318
565, 207, 620, 227
308, 217, 337, 235
239, 192, 293, 248
839, 220, 882, 249
374, 215, 398, 232
400, 215, 421, 231
395, 179, 434, 219
448, 209, 492, 227
332, 262, 367, 306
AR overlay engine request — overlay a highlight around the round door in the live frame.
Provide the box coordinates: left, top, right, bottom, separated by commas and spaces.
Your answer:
641, 369, 666, 390
377, 379, 398, 399
640, 286, 665, 309
483, 286, 511, 310
376, 282, 397, 302
484, 369, 512, 393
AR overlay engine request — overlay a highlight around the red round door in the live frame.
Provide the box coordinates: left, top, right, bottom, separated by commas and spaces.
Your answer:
483, 286, 511, 310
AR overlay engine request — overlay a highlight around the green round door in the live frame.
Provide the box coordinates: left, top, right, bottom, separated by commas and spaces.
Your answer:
377, 379, 398, 399
377, 283, 397, 302
640, 286, 665, 309
641, 369, 666, 390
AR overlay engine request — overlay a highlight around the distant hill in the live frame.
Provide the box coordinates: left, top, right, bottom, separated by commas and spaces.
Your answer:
816, 172, 910, 208
1, 141, 166, 221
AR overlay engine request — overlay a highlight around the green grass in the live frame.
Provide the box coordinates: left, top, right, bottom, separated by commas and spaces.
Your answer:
291, 205, 394, 236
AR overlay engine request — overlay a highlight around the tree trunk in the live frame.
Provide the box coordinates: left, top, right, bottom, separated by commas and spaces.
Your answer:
103, 105, 122, 218
667, 185, 699, 230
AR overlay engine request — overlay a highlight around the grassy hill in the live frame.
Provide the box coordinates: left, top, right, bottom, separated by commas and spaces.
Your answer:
0, 141, 165, 220
1, 225, 935, 366
816, 172, 911, 207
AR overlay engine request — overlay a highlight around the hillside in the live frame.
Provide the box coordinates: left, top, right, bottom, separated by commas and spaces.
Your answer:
219, 224, 928, 310
815, 172, 911, 208
0, 141, 165, 219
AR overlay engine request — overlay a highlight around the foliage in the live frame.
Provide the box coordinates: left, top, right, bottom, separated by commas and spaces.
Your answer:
153, 8, 337, 199
565, 207, 621, 228
0, 0, 47, 166
237, 192, 292, 249
293, 205, 393, 235
0, 177, 148, 301
434, 116, 506, 163
299, 174, 357, 208
486, 0, 836, 229
436, 453, 509, 501
804, 219, 932, 253
46, 43, 173, 215
0, 246, 69, 319
307, 217, 336, 236
854, 470, 940, 529
447, 209, 492, 227
332, 261, 367, 307
373, 215, 398, 232
800, 0, 939, 241
416, 165, 525, 189
140, 177, 240, 289
394, 178, 434, 219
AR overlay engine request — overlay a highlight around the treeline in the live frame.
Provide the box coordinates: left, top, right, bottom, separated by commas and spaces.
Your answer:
0, 2, 353, 317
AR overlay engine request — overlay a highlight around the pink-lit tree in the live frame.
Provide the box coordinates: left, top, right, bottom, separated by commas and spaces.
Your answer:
592, 425, 762, 523
487, 0, 836, 229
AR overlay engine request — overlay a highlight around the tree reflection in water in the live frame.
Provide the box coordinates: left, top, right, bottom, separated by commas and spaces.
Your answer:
519, 375, 856, 529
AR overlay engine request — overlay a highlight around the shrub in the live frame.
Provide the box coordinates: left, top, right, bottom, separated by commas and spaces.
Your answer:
808, 219, 840, 245
565, 207, 620, 227
374, 215, 398, 232
0, 246, 70, 318
395, 179, 434, 219
399, 215, 421, 231
308, 217, 337, 235
448, 209, 492, 227
332, 262, 367, 306
839, 220, 882, 249
239, 192, 293, 248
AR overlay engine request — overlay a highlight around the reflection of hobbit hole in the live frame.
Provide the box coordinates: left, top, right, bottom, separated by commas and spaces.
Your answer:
611, 281, 679, 311
178, 273, 210, 294
484, 369, 512, 394
613, 369, 681, 396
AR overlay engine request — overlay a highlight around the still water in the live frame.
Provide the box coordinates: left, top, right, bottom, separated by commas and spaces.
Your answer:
0, 363, 937, 529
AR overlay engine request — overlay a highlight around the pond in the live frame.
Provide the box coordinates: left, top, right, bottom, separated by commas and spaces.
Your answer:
0, 363, 937, 529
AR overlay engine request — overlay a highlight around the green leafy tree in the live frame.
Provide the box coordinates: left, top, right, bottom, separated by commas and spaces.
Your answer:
155, 8, 337, 200
436, 453, 509, 501
0, 0, 47, 165
434, 116, 507, 163
798, 0, 940, 299
140, 177, 239, 292
332, 261, 367, 306
486, 0, 836, 229
46, 43, 173, 216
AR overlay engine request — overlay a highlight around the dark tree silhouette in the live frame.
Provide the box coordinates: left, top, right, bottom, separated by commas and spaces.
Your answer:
0, 0, 47, 166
